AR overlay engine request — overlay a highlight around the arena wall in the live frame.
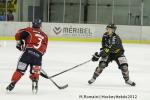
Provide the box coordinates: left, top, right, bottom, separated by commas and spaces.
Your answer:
0, 22, 150, 43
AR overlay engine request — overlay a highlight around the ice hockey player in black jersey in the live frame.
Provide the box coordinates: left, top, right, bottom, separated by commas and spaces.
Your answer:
88, 23, 136, 86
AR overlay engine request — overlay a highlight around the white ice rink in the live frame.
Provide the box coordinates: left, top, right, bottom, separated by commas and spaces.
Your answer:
0, 41, 150, 100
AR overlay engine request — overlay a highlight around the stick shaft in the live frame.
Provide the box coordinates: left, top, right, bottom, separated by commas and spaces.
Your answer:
49, 59, 91, 78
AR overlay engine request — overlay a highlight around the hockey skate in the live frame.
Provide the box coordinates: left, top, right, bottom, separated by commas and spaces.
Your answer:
6, 82, 15, 92
125, 80, 136, 86
88, 78, 96, 84
32, 80, 38, 94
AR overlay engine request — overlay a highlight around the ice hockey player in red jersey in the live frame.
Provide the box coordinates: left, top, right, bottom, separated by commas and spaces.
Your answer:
88, 23, 136, 86
6, 19, 48, 94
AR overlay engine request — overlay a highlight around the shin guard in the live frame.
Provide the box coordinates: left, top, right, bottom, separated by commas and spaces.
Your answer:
11, 70, 23, 84
30, 66, 40, 81
93, 67, 104, 79
120, 65, 129, 81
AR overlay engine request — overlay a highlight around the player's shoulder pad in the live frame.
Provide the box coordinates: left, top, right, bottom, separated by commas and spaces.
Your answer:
18, 27, 27, 32
103, 32, 109, 38
114, 33, 121, 38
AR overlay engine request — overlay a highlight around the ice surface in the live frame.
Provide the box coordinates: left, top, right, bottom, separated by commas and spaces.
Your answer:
0, 41, 150, 100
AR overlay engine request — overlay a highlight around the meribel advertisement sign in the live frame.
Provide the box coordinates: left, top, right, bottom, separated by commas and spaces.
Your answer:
42, 23, 101, 38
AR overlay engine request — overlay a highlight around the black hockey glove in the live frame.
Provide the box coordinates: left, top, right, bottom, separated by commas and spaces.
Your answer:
92, 52, 101, 62
16, 40, 25, 51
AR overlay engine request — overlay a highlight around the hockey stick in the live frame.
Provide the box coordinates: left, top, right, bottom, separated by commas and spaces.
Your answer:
48, 59, 91, 79
40, 69, 68, 89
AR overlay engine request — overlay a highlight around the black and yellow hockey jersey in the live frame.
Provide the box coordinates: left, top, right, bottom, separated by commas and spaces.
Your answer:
101, 32, 124, 57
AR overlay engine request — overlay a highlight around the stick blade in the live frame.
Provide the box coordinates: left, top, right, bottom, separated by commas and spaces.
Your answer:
59, 84, 68, 89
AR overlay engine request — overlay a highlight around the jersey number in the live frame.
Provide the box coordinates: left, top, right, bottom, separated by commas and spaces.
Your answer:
34, 34, 44, 49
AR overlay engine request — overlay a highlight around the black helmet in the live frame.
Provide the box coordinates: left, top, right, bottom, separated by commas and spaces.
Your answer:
106, 23, 117, 31
32, 19, 42, 28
